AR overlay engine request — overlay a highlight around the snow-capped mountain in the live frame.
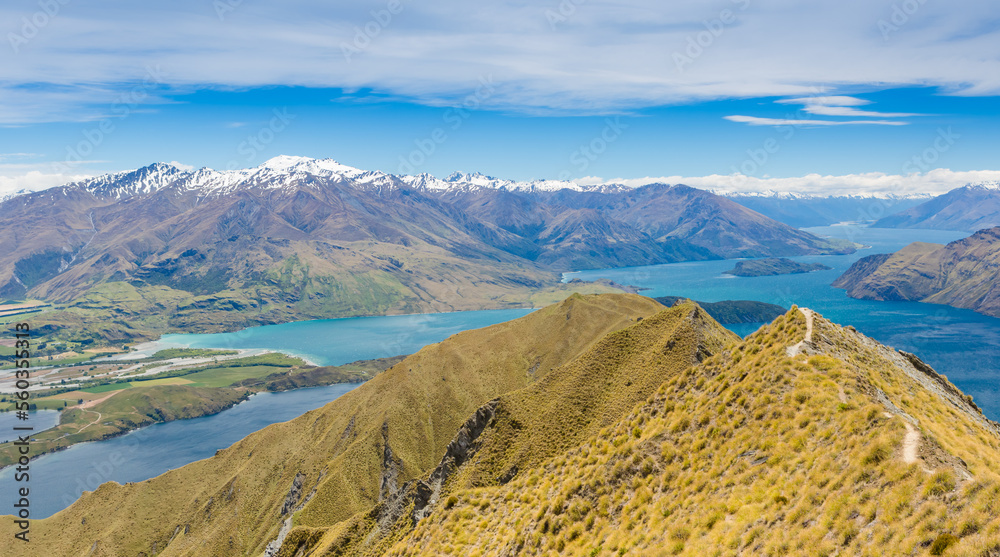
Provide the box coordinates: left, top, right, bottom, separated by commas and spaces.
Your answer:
720, 189, 934, 201
52, 156, 630, 201
966, 180, 1000, 191
0, 156, 857, 308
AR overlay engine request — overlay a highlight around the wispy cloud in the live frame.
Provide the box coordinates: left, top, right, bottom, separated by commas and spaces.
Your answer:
775, 96, 920, 118
723, 115, 908, 126
0, 153, 43, 161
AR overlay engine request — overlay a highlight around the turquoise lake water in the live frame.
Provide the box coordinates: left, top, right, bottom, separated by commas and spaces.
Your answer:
155, 308, 536, 366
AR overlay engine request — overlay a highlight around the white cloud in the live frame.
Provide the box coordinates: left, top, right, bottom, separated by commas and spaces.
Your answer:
578, 169, 1000, 196
727, 95, 920, 127
0, 153, 43, 161
0, 171, 94, 197
723, 115, 908, 127
774, 95, 920, 118
0, 1, 997, 121
776, 96, 872, 107
167, 161, 194, 171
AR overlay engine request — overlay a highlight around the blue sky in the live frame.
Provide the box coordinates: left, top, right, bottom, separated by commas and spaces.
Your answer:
1, 0, 998, 195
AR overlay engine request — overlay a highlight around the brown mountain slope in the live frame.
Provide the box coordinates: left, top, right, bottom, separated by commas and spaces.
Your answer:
284, 300, 738, 556
604, 184, 857, 258
1, 293, 664, 557
5, 173, 617, 342
833, 227, 1000, 318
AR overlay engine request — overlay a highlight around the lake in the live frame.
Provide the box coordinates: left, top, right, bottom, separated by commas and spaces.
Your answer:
151, 308, 536, 366
0, 409, 60, 443
565, 225, 1000, 421
0, 383, 359, 519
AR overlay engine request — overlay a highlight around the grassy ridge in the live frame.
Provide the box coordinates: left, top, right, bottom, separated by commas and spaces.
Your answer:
388, 310, 1000, 556
297, 302, 738, 556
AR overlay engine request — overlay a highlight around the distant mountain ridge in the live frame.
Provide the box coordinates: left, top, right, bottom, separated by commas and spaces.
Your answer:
872, 182, 1000, 232
724, 191, 931, 228
0, 156, 853, 341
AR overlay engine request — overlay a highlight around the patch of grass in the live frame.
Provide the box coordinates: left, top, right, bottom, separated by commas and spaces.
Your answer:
79, 382, 133, 394
131, 377, 193, 387
930, 533, 958, 555
148, 348, 239, 359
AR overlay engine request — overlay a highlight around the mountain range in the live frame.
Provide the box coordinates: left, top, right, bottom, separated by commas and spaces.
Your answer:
0, 156, 854, 342
724, 191, 930, 228
872, 182, 1000, 232
9, 294, 998, 556
833, 226, 1000, 318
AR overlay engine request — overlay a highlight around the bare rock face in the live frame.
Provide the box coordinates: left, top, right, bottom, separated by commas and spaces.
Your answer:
280, 472, 305, 516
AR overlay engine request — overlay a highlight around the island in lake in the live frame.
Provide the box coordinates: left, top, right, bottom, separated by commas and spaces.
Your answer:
652, 296, 786, 324
724, 257, 832, 277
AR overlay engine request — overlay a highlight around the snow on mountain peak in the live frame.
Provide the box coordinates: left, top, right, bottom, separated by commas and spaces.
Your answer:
966, 181, 1000, 191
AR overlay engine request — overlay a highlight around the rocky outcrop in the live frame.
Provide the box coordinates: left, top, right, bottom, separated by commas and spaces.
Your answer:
831, 253, 891, 292
832, 228, 1000, 317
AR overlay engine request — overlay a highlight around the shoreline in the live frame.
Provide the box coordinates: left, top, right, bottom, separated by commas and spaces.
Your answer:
0, 378, 369, 471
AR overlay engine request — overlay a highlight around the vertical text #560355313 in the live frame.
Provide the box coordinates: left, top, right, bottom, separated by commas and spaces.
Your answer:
11, 322, 32, 543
